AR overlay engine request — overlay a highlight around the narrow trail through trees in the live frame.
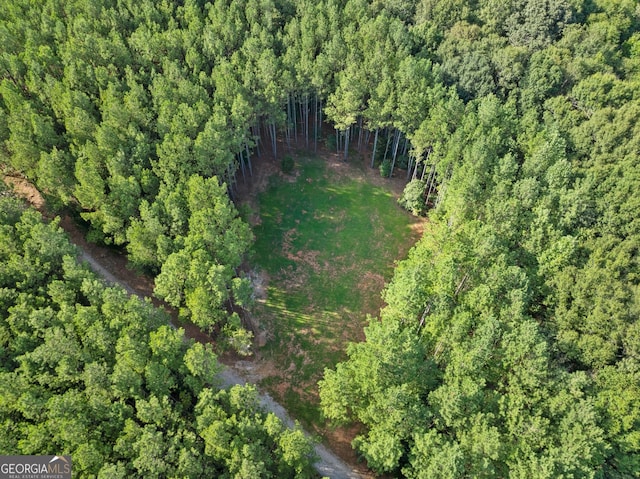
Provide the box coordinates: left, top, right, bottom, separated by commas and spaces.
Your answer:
3, 175, 365, 479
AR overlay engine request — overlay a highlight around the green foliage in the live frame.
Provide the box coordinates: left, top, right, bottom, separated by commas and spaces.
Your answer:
322, 1, 640, 470
2, 0, 640, 475
379, 159, 392, 177
399, 179, 427, 216
154, 175, 253, 337
0, 205, 315, 477
223, 319, 254, 357
319, 318, 436, 472
281, 155, 295, 174
231, 277, 255, 309
324, 134, 337, 151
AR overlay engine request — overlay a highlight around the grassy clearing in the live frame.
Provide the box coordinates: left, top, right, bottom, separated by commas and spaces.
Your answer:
250, 155, 422, 428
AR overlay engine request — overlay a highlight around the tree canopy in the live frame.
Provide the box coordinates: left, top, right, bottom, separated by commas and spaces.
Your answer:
1, 0, 639, 476
0, 194, 315, 477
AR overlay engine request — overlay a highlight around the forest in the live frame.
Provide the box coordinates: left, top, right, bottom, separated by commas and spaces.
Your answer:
0, 192, 315, 477
1, 0, 639, 477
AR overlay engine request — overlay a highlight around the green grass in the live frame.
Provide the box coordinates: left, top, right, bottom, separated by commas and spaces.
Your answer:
251, 156, 421, 428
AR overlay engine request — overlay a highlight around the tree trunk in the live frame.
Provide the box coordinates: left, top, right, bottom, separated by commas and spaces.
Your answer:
434, 166, 451, 207
285, 94, 292, 149
304, 93, 309, 149
435, 182, 446, 207
238, 152, 246, 183
382, 129, 392, 162
418, 303, 431, 330
371, 128, 379, 168
388, 129, 401, 178
425, 163, 436, 205
299, 99, 305, 147
319, 98, 323, 149
227, 162, 237, 199
314, 92, 319, 153
412, 150, 422, 180
270, 121, 277, 158
420, 148, 432, 181
454, 273, 469, 296
344, 127, 350, 161
292, 95, 297, 142
252, 124, 262, 158
245, 143, 253, 177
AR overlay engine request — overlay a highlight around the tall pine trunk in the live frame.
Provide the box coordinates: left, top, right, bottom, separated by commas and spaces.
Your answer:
285, 94, 292, 149
292, 96, 297, 142
319, 97, 323, 139
388, 129, 401, 178
425, 163, 436, 205
245, 143, 253, 177
314, 93, 319, 153
269, 121, 277, 158
252, 125, 262, 158
238, 152, 246, 183
435, 178, 447, 208
371, 128, 379, 168
383, 129, 392, 162
420, 148, 431, 181
402, 137, 409, 156
343, 127, 350, 161
304, 93, 309, 149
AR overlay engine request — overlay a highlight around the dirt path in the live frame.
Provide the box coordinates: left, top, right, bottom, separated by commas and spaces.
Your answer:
73, 235, 362, 479
216, 367, 363, 479
78, 242, 362, 479
3, 174, 364, 479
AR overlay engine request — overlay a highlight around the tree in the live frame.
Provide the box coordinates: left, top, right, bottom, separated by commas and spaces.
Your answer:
505, 0, 574, 50
0, 202, 315, 476
154, 175, 253, 340
320, 318, 436, 474
399, 179, 427, 215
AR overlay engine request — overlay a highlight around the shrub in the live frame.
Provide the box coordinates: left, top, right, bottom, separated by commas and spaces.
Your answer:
398, 179, 427, 215
281, 155, 295, 174
379, 159, 392, 177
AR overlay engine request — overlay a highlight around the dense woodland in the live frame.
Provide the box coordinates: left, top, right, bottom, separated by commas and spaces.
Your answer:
0, 193, 315, 477
1, 0, 639, 477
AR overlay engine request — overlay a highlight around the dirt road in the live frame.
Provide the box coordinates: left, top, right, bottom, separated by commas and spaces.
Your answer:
74, 226, 362, 479
3, 174, 364, 478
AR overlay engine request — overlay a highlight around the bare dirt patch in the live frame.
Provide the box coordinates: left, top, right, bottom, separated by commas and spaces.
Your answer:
3, 175, 45, 209
248, 269, 269, 303
282, 228, 299, 253
360, 271, 386, 297
280, 264, 309, 291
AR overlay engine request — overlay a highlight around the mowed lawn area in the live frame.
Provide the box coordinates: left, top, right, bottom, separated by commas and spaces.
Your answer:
251, 155, 423, 427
